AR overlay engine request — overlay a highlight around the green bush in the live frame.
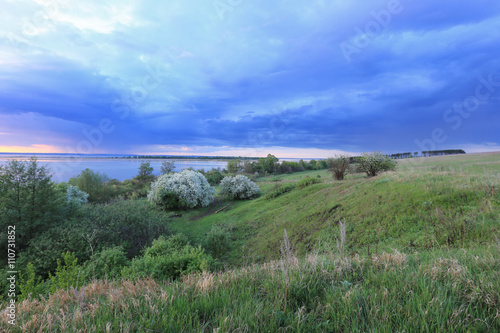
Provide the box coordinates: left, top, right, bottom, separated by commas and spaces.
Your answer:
18, 263, 47, 301
78, 199, 171, 259
86, 246, 129, 280
143, 233, 189, 257
265, 183, 296, 199
18, 225, 89, 277
48, 252, 86, 293
68, 168, 111, 203
297, 176, 321, 189
202, 169, 225, 186
125, 235, 212, 280
202, 226, 231, 258
0, 157, 66, 252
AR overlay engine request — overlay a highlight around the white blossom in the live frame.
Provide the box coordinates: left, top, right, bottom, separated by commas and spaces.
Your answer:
148, 169, 215, 209
66, 184, 89, 205
219, 175, 260, 200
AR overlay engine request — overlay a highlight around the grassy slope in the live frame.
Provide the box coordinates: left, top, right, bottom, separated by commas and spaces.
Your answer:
2, 152, 500, 332
168, 152, 500, 266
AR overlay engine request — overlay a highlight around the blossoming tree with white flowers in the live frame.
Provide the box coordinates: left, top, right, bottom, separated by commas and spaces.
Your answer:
218, 175, 260, 200
148, 169, 215, 210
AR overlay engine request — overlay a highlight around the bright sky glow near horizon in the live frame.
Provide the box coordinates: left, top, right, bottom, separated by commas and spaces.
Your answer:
1, 0, 499, 158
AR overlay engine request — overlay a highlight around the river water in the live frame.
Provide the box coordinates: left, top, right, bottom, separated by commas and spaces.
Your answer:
0, 154, 229, 182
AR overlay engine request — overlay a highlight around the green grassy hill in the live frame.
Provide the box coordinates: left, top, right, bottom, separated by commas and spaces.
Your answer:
2, 152, 499, 332
168, 152, 500, 266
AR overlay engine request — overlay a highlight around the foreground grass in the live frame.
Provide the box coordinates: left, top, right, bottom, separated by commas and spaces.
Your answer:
2, 244, 499, 332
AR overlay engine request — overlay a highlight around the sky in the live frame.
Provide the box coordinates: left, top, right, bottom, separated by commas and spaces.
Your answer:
0, 0, 499, 158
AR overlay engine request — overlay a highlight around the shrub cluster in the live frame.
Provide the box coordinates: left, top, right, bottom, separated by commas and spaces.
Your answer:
202, 226, 231, 258
297, 176, 321, 189
326, 154, 350, 180
148, 169, 215, 210
264, 183, 296, 199
125, 235, 212, 280
218, 175, 260, 200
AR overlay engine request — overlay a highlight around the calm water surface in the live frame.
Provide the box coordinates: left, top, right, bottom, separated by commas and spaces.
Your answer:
0, 155, 228, 182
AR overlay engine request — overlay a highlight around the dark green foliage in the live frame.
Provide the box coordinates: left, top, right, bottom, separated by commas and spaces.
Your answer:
201, 168, 225, 186
136, 162, 154, 181
125, 235, 212, 280
78, 200, 171, 259
87, 246, 129, 280
226, 159, 243, 173
68, 168, 111, 202
18, 263, 46, 302
278, 161, 304, 173
202, 226, 231, 258
265, 183, 296, 199
48, 251, 86, 293
143, 233, 189, 257
69, 169, 153, 203
156, 191, 188, 211
18, 252, 87, 300
109, 178, 152, 200
296, 176, 321, 188
18, 224, 89, 277
0, 158, 65, 252
260, 154, 279, 174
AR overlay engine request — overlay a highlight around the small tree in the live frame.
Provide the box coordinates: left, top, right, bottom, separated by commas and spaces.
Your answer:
137, 162, 154, 180
148, 169, 215, 210
218, 175, 260, 200
160, 161, 175, 174
226, 159, 242, 174
326, 154, 350, 180
202, 226, 231, 258
0, 157, 61, 251
357, 152, 397, 177
69, 168, 109, 202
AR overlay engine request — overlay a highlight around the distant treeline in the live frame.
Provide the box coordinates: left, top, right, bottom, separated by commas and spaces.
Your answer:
387, 149, 466, 159
226, 154, 328, 175
122, 155, 259, 160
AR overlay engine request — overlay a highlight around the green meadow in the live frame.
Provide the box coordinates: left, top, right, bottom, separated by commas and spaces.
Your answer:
1, 152, 499, 332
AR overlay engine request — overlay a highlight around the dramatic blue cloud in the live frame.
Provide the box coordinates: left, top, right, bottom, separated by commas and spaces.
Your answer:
1, 0, 499, 157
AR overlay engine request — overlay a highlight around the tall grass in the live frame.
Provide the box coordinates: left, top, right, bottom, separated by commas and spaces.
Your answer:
2, 244, 499, 332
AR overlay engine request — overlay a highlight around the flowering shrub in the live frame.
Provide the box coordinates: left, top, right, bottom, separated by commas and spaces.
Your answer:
218, 175, 260, 200
357, 152, 397, 177
147, 169, 215, 210
66, 184, 89, 205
